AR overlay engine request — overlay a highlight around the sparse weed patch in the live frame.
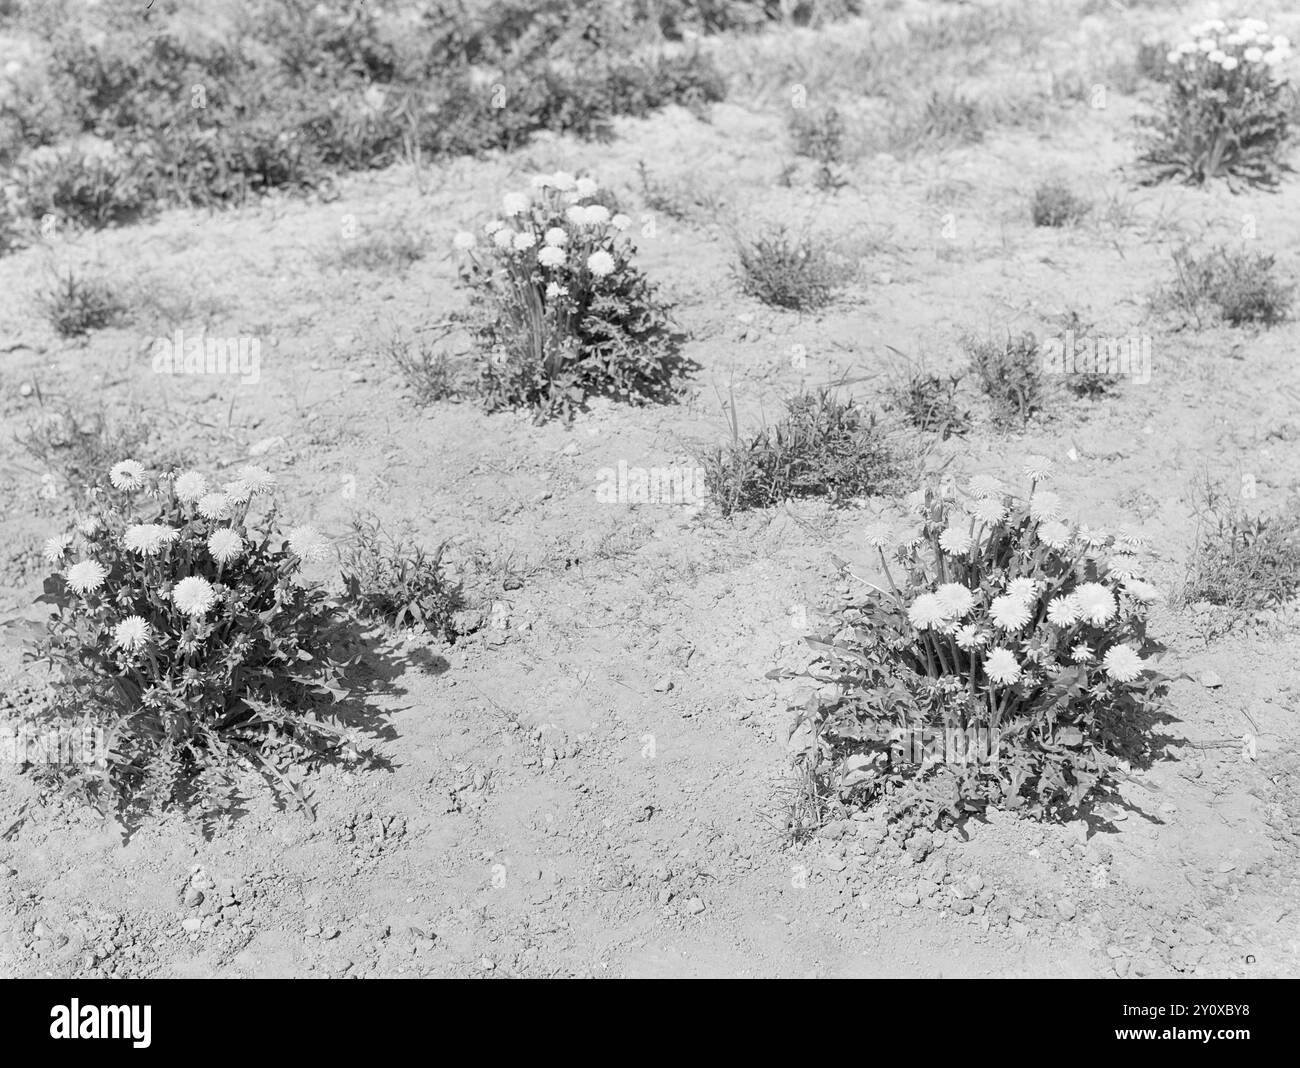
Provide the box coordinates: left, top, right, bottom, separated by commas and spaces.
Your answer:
1030, 179, 1090, 227
339, 514, 461, 639
778, 459, 1170, 831
387, 333, 467, 405
733, 224, 846, 310
1184, 478, 1300, 613
890, 89, 986, 153
329, 228, 426, 272
1157, 243, 1293, 327
703, 388, 910, 516
38, 268, 128, 337
13, 144, 153, 229
788, 104, 851, 191
887, 370, 970, 439
964, 332, 1050, 426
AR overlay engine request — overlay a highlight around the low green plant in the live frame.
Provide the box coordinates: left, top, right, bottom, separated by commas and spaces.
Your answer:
733, 224, 845, 310
14, 144, 154, 229
1139, 17, 1293, 188
789, 104, 850, 191
778, 458, 1170, 831
453, 171, 684, 420
1158, 243, 1293, 328
1030, 180, 1090, 227
339, 514, 461, 638
964, 332, 1049, 426
887, 370, 970, 439
703, 388, 910, 516
1184, 478, 1300, 613
38, 269, 128, 337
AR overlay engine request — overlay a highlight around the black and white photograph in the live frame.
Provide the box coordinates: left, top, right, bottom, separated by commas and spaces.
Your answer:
0, 0, 1297, 1005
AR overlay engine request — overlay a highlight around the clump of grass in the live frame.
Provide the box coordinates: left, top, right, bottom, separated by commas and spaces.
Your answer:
1184, 480, 1300, 613
37, 269, 128, 337
17, 403, 150, 502
1158, 244, 1293, 328
635, 160, 726, 224
330, 229, 426, 272
733, 225, 846, 310
338, 514, 462, 639
789, 104, 850, 191
891, 89, 986, 153
388, 334, 465, 405
14, 145, 154, 230
703, 387, 910, 516
964, 331, 1049, 426
1030, 180, 1090, 227
887, 370, 970, 439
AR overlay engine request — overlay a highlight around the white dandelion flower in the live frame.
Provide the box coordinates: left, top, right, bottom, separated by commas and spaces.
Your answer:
989, 594, 1032, 631
967, 474, 1003, 498
1123, 578, 1160, 604
1028, 490, 1062, 522
113, 615, 151, 653
207, 528, 244, 564
1244, 46, 1264, 62
512, 231, 537, 252
123, 523, 178, 555
565, 205, 587, 226
287, 525, 331, 563
453, 231, 476, 250
1022, 454, 1055, 482
1046, 594, 1081, 627
1102, 644, 1144, 683
545, 282, 568, 299
43, 534, 73, 564
77, 515, 102, 538
575, 177, 599, 198
172, 575, 217, 617
1106, 554, 1140, 581
907, 593, 947, 630
582, 204, 610, 227
1003, 582, 1034, 605
543, 227, 567, 247
174, 471, 208, 502
938, 526, 973, 555
863, 523, 892, 548
66, 560, 107, 594
483, 219, 504, 235
1074, 582, 1117, 625
984, 647, 1022, 685
935, 583, 975, 620
538, 245, 565, 268
611, 213, 631, 231
237, 465, 275, 495
1070, 643, 1093, 663
1076, 525, 1108, 548
1037, 520, 1072, 549
586, 250, 615, 277
501, 192, 530, 216
955, 624, 985, 650
197, 493, 231, 521
1220, 56, 1239, 70
550, 171, 577, 192
109, 459, 146, 491
968, 497, 1006, 525
492, 227, 515, 249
